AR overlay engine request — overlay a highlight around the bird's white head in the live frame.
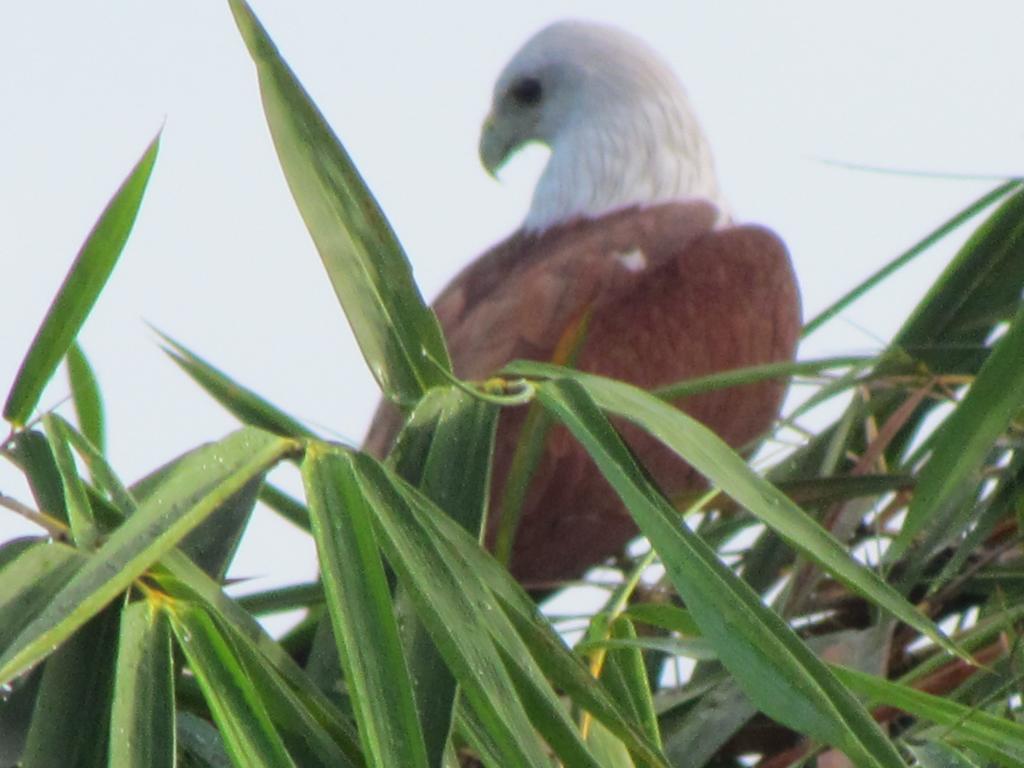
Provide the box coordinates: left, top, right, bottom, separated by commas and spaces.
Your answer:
480, 20, 727, 232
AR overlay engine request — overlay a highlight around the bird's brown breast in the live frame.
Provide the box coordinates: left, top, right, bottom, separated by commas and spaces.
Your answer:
364, 200, 801, 591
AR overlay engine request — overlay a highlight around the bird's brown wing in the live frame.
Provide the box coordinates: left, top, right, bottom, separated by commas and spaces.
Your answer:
363, 200, 719, 456
364, 200, 801, 589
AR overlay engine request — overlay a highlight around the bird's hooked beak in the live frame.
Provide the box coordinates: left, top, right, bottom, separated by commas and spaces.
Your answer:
479, 111, 515, 179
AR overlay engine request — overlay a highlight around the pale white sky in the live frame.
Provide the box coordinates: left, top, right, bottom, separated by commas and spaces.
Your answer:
2, 2, 1022, 609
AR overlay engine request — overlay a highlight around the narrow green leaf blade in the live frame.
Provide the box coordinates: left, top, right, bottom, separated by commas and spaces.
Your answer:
109, 601, 175, 768
42, 414, 98, 549
834, 666, 1024, 764
65, 341, 106, 454
349, 453, 554, 767
228, 0, 450, 404
0, 542, 87, 657
170, 603, 296, 768
419, 490, 671, 767
388, 386, 499, 766
4, 133, 160, 426
0, 427, 294, 683
157, 330, 315, 439
537, 379, 905, 768
21, 605, 120, 768
301, 446, 430, 768
803, 180, 1021, 336
152, 551, 362, 763
892, 303, 1024, 560
515, 363, 962, 661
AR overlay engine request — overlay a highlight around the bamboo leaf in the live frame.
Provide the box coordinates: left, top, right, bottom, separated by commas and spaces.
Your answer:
379, 461, 670, 767
66, 341, 106, 454
109, 600, 175, 768
3, 133, 160, 426
42, 414, 98, 548
833, 666, 1024, 765
157, 330, 315, 439
152, 550, 362, 762
0, 542, 87, 657
803, 180, 1022, 336
387, 386, 499, 766
301, 445, 430, 768
512, 363, 963, 662
21, 605, 120, 768
891, 303, 1024, 561
0, 427, 295, 683
227, 0, 450, 405
537, 378, 905, 767
169, 602, 296, 768
348, 452, 561, 767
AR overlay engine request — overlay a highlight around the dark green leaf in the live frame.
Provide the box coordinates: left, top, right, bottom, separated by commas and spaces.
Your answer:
515, 364, 962, 661
420, 490, 671, 767
892, 303, 1024, 561
170, 602, 296, 768
42, 414, 98, 548
537, 378, 905, 767
0, 542, 87, 657
803, 180, 1022, 336
388, 385, 498, 766
0, 427, 295, 683
302, 446, 429, 768
348, 453, 557, 767
3, 133, 160, 426
157, 330, 315, 439
21, 604, 120, 768
109, 600, 175, 768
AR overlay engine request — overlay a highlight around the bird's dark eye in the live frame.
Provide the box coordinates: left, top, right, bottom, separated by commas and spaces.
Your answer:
509, 77, 543, 106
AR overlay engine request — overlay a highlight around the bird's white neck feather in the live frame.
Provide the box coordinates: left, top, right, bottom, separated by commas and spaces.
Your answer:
523, 70, 726, 232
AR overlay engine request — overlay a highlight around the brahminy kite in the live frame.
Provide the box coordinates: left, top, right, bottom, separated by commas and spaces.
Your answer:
365, 20, 801, 590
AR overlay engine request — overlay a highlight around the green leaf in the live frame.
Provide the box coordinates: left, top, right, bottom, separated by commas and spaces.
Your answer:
66, 341, 106, 454
653, 355, 873, 401
659, 677, 758, 768
57, 415, 135, 518
891, 302, 1024, 562
536, 378, 905, 767
347, 452, 557, 767
514, 363, 963, 661
152, 551, 362, 762
905, 742, 984, 768
419, 490, 671, 767
834, 666, 1024, 765
42, 414, 98, 548
210, 606, 356, 768
803, 179, 1022, 336
0, 542, 87, 657
4, 430, 69, 527
157, 330, 315, 439
258, 483, 311, 532
301, 446, 430, 768
601, 618, 661, 752
228, 0, 451, 405
169, 602, 296, 768
387, 386, 499, 766
0, 427, 295, 684
21, 604, 120, 768
371, 458, 669, 767
3, 133, 160, 426
109, 600, 175, 768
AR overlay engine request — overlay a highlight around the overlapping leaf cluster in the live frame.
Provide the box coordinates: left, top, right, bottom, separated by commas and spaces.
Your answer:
1, 2, 1022, 766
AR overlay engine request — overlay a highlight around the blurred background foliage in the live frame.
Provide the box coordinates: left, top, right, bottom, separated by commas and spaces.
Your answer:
1, 3, 1022, 766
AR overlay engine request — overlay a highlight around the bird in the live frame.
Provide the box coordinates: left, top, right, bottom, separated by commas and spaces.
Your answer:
364, 20, 801, 592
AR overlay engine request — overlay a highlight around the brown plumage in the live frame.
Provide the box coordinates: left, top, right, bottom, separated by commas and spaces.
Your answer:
364, 200, 801, 589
